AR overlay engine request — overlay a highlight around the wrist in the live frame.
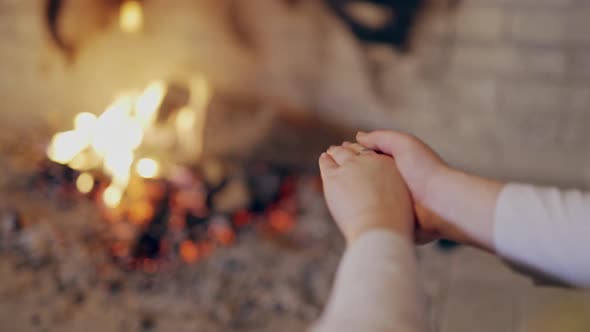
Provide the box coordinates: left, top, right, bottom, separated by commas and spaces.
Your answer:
346, 215, 413, 245
419, 168, 506, 251
415, 164, 454, 206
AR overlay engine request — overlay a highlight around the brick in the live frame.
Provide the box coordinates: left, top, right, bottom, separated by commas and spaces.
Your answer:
509, 10, 568, 45
454, 6, 505, 41
499, 81, 567, 110
420, 10, 454, 39
450, 45, 566, 78
567, 85, 590, 111
513, 48, 567, 77
509, 0, 573, 6
561, 109, 590, 146
443, 76, 498, 110
570, 50, 590, 78
463, 0, 572, 5
496, 81, 568, 146
562, 87, 590, 145
451, 45, 517, 74
568, 8, 590, 44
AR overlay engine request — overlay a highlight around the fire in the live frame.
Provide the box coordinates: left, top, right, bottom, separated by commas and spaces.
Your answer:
135, 81, 167, 128
136, 158, 160, 179
74, 112, 98, 132
180, 240, 200, 264
47, 79, 210, 209
47, 131, 90, 164
268, 208, 295, 233
76, 173, 95, 194
120, 0, 144, 34
103, 185, 123, 209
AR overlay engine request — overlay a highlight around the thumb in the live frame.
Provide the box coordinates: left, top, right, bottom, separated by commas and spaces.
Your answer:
356, 130, 414, 156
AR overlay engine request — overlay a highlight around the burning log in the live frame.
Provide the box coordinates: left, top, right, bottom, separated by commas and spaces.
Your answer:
32, 152, 304, 271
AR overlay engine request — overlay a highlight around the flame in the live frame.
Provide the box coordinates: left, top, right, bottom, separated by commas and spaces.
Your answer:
76, 173, 95, 194
104, 150, 134, 188
74, 112, 98, 132
135, 81, 167, 128
103, 185, 123, 209
47, 131, 90, 164
91, 96, 143, 156
47, 79, 210, 211
120, 0, 144, 34
136, 158, 159, 179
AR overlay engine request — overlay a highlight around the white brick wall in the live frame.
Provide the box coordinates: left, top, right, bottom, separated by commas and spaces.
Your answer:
454, 6, 505, 41
509, 10, 568, 45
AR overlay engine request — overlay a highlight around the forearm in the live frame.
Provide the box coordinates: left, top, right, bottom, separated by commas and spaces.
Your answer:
311, 230, 427, 332
422, 167, 505, 252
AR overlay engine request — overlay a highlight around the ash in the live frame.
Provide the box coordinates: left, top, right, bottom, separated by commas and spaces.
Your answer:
0, 130, 343, 332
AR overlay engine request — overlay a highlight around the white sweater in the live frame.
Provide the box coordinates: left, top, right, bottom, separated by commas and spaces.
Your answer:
312, 184, 590, 332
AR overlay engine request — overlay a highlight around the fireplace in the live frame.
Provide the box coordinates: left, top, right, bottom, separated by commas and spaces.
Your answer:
0, 1, 377, 330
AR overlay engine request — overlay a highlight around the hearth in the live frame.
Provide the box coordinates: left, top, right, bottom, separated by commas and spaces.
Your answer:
0, 89, 343, 330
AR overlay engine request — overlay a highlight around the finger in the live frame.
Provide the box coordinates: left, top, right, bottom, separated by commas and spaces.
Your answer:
319, 152, 338, 173
338, 142, 362, 155
347, 142, 370, 154
356, 130, 416, 156
327, 145, 356, 165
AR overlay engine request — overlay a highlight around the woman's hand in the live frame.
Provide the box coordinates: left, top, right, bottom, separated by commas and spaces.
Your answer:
357, 130, 504, 251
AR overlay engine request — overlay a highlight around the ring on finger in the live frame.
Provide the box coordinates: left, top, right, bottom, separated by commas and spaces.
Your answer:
360, 148, 374, 153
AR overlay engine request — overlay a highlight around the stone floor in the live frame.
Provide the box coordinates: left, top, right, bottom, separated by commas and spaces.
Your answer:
418, 244, 590, 332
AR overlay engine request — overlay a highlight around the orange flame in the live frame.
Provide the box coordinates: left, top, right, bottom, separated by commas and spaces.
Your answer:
47, 78, 210, 211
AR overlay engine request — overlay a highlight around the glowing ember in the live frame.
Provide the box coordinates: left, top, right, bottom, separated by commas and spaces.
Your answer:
269, 209, 295, 233
136, 158, 159, 179
180, 240, 200, 264
76, 173, 95, 194
120, 0, 144, 34
210, 225, 236, 246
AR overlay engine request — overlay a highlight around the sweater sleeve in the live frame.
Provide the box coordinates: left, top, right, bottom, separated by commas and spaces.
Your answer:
310, 230, 427, 332
494, 183, 590, 288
